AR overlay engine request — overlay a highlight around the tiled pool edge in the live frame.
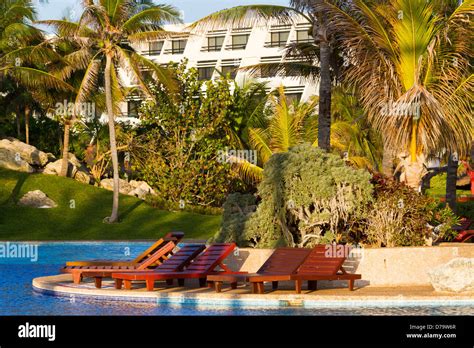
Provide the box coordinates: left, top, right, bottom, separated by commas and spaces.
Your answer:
33, 275, 474, 309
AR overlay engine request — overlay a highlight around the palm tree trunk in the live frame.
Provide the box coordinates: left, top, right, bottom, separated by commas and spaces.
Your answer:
60, 122, 70, 177
25, 106, 30, 145
446, 152, 458, 211
382, 140, 394, 178
105, 54, 120, 223
315, 24, 331, 151
16, 106, 22, 139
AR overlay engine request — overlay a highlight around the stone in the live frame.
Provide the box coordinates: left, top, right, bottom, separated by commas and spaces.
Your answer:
100, 178, 133, 195
428, 258, 474, 293
0, 146, 34, 173
128, 181, 156, 199
0, 138, 50, 167
18, 190, 57, 208
43, 154, 91, 184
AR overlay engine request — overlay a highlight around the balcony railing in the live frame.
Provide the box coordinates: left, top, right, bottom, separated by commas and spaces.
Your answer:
264, 41, 288, 48
163, 48, 185, 54
142, 49, 162, 56
225, 43, 248, 50
200, 45, 223, 52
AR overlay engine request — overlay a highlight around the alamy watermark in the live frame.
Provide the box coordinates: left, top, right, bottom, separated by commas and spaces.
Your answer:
217, 147, 258, 165
0, 242, 38, 262
380, 100, 421, 120
55, 100, 96, 119
324, 244, 364, 260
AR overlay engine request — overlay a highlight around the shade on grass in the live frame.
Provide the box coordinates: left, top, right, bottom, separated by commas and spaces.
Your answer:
0, 168, 221, 241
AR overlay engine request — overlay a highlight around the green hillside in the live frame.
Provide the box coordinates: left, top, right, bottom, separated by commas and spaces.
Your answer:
0, 168, 221, 241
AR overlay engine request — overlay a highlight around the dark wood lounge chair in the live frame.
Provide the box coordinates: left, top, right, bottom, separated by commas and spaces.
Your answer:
289, 245, 362, 294
81, 244, 206, 288
65, 231, 185, 267
62, 239, 177, 284
207, 247, 312, 293
112, 243, 241, 291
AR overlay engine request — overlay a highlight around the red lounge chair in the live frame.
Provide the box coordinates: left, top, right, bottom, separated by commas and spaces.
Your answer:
289, 246, 362, 294
207, 247, 311, 293
112, 243, 240, 291
65, 231, 185, 267
81, 244, 206, 288
62, 239, 177, 284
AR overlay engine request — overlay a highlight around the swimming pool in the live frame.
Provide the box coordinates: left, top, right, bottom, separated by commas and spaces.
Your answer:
1, 242, 473, 316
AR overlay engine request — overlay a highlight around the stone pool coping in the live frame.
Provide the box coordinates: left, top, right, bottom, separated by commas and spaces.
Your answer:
33, 274, 474, 309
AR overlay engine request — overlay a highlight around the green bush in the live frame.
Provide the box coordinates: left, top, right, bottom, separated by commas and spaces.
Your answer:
144, 195, 223, 216
218, 144, 374, 248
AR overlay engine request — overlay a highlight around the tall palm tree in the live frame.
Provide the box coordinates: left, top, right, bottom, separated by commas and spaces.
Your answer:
37, 0, 181, 223
189, 1, 343, 153
314, 0, 473, 192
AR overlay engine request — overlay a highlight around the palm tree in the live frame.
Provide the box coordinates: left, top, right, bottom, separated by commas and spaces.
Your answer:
314, 0, 473, 193
0, 0, 72, 143
37, 0, 181, 223
189, 1, 344, 153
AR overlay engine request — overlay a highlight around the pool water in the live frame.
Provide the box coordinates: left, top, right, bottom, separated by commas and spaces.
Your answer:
0, 242, 473, 316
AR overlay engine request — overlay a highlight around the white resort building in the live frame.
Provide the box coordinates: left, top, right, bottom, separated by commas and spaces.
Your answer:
117, 19, 319, 123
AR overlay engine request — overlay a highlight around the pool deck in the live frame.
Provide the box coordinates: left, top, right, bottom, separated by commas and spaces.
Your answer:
33, 274, 474, 308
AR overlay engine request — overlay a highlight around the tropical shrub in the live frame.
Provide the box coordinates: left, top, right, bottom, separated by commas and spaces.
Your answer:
365, 175, 458, 247
131, 61, 247, 207
218, 143, 374, 248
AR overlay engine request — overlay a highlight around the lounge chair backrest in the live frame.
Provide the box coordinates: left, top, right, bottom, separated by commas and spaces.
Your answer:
296, 245, 346, 276
156, 244, 206, 273
132, 231, 184, 263
184, 243, 236, 273
257, 247, 311, 275
136, 241, 177, 270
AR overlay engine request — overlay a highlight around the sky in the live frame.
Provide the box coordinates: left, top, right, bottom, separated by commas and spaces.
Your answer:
34, 0, 290, 30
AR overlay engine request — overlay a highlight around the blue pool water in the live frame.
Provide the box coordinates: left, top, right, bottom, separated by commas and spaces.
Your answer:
0, 242, 473, 316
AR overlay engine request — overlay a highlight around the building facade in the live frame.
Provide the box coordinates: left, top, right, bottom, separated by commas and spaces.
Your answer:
117, 20, 319, 122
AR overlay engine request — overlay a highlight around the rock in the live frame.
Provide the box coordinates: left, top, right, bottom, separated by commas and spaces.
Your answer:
43, 154, 91, 184
128, 181, 156, 199
100, 179, 155, 199
18, 190, 57, 208
428, 258, 474, 293
100, 178, 133, 195
0, 138, 50, 167
0, 147, 35, 172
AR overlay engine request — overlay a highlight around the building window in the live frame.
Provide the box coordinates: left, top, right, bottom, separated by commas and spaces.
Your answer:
296, 29, 313, 43
268, 31, 290, 47
147, 41, 163, 55
285, 93, 302, 104
127, 100, 141, 117
220, 65, 239, 79
229, 34, 249, 50
198, 67, 214, 81
169, 39, 187, 54
204, 36, 225, 51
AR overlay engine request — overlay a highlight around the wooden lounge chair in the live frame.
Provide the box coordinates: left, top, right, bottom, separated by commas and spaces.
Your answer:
112, 243, 241, 291
65, 231, 184, 267
81, 244, 206, 288
207, 247, 311, 293
289, 245, 362, 294
62, 239, 177, 284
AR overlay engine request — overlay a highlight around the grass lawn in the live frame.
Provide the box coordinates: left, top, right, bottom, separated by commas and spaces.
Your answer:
0, 168, 221, 241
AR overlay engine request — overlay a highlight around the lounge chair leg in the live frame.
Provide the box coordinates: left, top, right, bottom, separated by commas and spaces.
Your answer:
178, 279, 185, 286
124, 280, 132, 290
272, 281, 278, 290
295, 279, 302, 294
256, 282, 264, 294
308, 280, 317, 291
94, 277, 102, 289
251, 282, 257, 294
146, 279, 154, 291
215, 281, 222, 293
230, 282, 237, 290
198, 278, 206, 287
166, 279, 173, 286
349, 279, 354, 291
115, 279, 123, 289
72, 273, 82, 284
